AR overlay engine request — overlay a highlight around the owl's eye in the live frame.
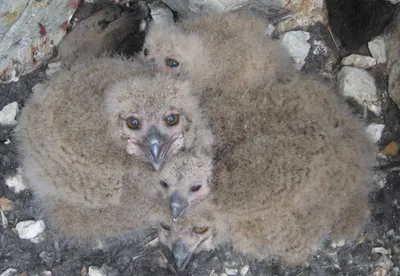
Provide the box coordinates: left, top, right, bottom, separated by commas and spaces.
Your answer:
160, 222, 171, 231
160, 180, 169, 189
165, 58, 179, 68
126, 116, 140, 129
190, 185, 202, 192
166, 114, 179, 126
193, 226, 208, 234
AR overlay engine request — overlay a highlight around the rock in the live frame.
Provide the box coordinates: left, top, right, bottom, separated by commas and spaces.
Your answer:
275, 0, 327, 35
1, 210, 8, 229
149, 1, 174, 24
0, 0, 78, 83
280, 31, 311, 70
5, 170, 27, 193
0, 102, 18, 125
341, 54, 377, 69
381, 141, 399, 156
225, 268, 238, 275
368, 37, 387, 64
337, 66, 380, 115
220, 274, 228, 276
372, 247, 389, 255
371, 267, 387, 276
386, 0, 400, 5
239, 265, 250, 276
0, 269, 18, 276
88, 266, 107, 276
16, 220, 46, 241
366, 124, 385, 143
0, 197, 13, 212
375, 255, 394, 271
374, 173, 387, 189
388, 61, 400, 109
393, 267, 400, 276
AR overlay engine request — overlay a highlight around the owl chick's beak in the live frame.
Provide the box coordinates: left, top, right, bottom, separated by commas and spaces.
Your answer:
172, 238, 194, 271
170, 191, 188, 221
142, 126, 175, 171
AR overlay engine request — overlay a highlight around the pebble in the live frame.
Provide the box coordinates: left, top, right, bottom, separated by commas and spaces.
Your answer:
368, 36, 387, 64
239, 265, 250, 276
389, 61, 400, 109
366, 124, 385, 143
5, 171, 27, 193
372, 247, 389, 255
1, 210, 8, 229
393, 267, 400, 276
88, 266, 107, 276
0, 102, 18, 125
375, 255, 394, 271
225, 268, 238, 275
337, 66, 380, 116
16, 220, 46, 241
149, 1, 174, 25
341, 54, 377, 69
0, 269, 18, 276
371, 267, 387, 276
280, 31, 311, 70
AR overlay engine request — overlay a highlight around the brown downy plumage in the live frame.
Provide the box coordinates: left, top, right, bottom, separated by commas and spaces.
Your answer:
140, 12, 294, 93
157, 73, 376, 269
16, 55, 214, 242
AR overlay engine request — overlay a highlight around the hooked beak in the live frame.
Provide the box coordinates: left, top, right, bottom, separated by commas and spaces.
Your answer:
172, 238, 194, 271
170, 191, 188, 221
141, 126, 176, 171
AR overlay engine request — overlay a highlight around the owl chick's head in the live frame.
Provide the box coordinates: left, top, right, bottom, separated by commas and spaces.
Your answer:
155, 152, 213, 220
139, 22, 208, 80
103, 73, 206, 170
159, 199, 216, 271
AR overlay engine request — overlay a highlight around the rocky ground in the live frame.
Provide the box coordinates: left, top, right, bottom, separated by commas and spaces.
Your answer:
1, 1, 400, 276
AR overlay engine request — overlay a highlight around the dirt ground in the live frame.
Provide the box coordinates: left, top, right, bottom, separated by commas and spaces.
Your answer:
1, 4, 400, 276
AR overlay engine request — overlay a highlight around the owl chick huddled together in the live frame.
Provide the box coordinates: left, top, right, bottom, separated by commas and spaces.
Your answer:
139, 12, 377, 270
16, 55, 214, 243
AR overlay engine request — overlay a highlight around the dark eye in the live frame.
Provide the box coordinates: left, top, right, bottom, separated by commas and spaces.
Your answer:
165, 58, 179, 68
143, 48, 149, 57
190, 185, 202, 192
160, 180, 169, 188
166, 114, 179, 126
126, 116, 140, 129
160, 222, 171, 231
193, 226, 208, 234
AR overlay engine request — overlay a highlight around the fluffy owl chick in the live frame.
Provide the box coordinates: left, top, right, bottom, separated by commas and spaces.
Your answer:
141, 12, 293, 92
158, 74, 376, 269
17, 56, 212, 210
145, 151, 213, 220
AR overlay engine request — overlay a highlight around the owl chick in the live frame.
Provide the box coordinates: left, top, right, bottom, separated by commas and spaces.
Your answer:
158, 74, 376, 270
140, 12, 293, 93
17, 56, 213, 211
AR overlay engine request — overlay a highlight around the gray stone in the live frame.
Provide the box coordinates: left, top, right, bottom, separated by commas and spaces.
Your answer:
280, 30, 311, 70
386, 0, 400, 4
368, 36, 387, 64
0, 0, 78, 83
366, 124, 385, 143
375, 255, 394, 271
389, 61, 400, 109
16, 220, 46, 241
0, 269, 18, 276
342, 54, 377, 69
0, 102, 18, 125
149, 1, 174, 24
337, 66, 380, 115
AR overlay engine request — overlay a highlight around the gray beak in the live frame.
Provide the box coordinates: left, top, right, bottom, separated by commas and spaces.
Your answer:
170, 191, 188, 221
142, 126, 171, 171
172, 238, 193, 271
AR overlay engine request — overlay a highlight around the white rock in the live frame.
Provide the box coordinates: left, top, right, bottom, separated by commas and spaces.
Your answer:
43, 271, 52, 276
375, 255, 394, 271
0, 102, 18, 125
1, 210, 8, 229
225, 268, 238, 275
0, 268, 18, 276
374, 173, 387, 189
239, 265, 250, 276
149, 1, 174, 25
280, 31, 311, 70
88, 266, 107, 276
220, 274, 228, 276
368, 37, 387, 64
312, 40, 328, 56
16, 220, 45, 241
4, 139, 11, 145
389, 61, 400, 109
387, 0, 400, 3
5, 170, 26, 193
372, 247, 389, 255
342, 54, 377, 69
366, 124, 385, 143
337, 66, 380, 115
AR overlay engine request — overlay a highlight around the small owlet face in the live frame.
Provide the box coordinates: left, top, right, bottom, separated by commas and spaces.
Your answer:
103, 73, 202, 170
139, 23, 206, 79
156, 153, 213, 220
158, 204, 215, 271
